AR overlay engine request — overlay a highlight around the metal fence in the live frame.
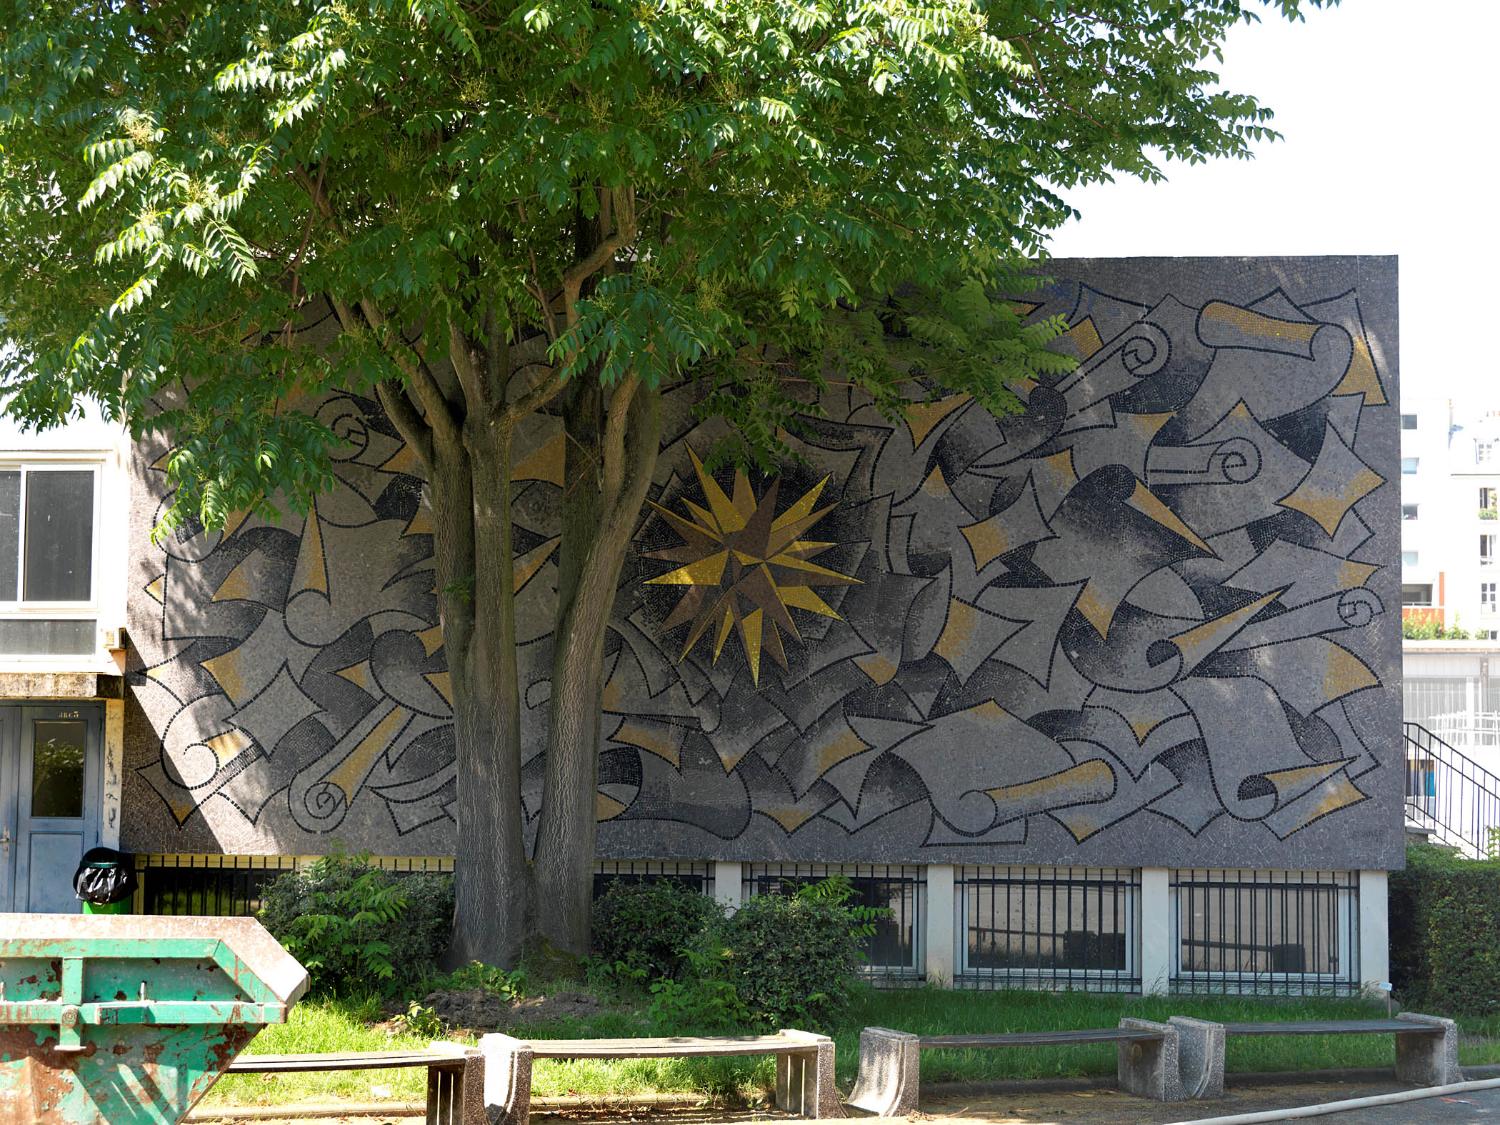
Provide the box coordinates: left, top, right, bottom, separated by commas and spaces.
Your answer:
136, 854, 710, 916
955, 866, 1140, 992
742, 863, 926, 982
593, 860, 715, 898
1170, 869, 1359, 996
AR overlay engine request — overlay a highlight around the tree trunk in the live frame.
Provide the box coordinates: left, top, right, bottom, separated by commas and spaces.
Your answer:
533, 382, 662, 956
435, 423, 534, 967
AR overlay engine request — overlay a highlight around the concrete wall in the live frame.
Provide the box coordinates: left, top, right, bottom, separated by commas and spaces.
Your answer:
120, 257, 1404, 870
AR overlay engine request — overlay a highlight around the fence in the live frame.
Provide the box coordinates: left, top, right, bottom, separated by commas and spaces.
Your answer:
1170, 869, 1359, 996
954, 866, 1141, 992
135, 854, 709, 916
741, 863, 926, 982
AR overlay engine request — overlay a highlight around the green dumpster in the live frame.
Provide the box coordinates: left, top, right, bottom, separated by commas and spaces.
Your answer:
0, 913, 308, 1124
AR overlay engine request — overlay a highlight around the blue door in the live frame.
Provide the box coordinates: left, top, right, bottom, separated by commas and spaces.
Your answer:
0, 704, 101, 912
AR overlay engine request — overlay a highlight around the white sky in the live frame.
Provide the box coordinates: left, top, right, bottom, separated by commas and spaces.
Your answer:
1045, 0, 1500, 413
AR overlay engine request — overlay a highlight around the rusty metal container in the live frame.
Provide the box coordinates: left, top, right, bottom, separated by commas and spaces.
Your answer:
0, 913, 308, 1124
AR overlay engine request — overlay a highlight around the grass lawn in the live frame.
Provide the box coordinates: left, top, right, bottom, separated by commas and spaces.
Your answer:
203, 987, 1500, 1110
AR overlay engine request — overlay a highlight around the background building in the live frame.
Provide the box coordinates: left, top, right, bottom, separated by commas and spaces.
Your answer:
1, 257, 1402, 998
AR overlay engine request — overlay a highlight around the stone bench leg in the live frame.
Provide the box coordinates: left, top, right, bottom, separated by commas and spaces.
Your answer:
1116, 1019, 1182, 1102
478, 1033, 533, 1125
1169, 1016, 1226, 1100
426, 1047, 486, 1125
1395, 1013, 1463, 1086
775, 1029, 844, 1118
847, 1027, 921, 1116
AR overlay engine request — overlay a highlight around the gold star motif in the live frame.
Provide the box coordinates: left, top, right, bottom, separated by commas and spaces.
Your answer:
646, 449, 860, 685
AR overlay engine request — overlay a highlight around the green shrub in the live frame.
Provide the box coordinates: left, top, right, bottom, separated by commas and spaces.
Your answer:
258, 852, 454, 995
1390, 843, 1500, 1013
715, 877, 875, 1031
590, 879, 723, 982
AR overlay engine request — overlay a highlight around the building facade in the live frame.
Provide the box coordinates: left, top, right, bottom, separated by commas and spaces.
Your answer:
0, 257, 1402, 995
1399, 400, 1500, 637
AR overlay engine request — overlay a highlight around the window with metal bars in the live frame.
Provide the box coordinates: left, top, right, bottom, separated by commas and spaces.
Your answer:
1170, 869, 1359, 996
956, 866, 1140, 992
592, 859, 715, 898
741, 863, 925, 981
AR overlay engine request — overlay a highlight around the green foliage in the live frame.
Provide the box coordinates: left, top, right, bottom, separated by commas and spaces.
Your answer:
1390, 844, 1500, 1014
0, 0, 1328, 529
258, 852, 454, 995
715, 878, 872, 1030
590, 878, 726, 982
1403, 615, 1472, 640
646, 944, 752, 1034
425, 960, 528, 1001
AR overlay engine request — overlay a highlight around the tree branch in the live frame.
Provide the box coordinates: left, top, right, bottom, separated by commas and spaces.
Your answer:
358, 298, 463, 450
599, 373, 640, 513
449, 320, 487, 416
376, 380, 436, 469
560, 185, 636, 330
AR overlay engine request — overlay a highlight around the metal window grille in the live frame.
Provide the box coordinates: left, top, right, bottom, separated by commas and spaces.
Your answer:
135, 854, 455, 916
956, 866, 1141, 992
741, 863, 926, 983
1170, 869, 1359, 996
593, 859, 714, 898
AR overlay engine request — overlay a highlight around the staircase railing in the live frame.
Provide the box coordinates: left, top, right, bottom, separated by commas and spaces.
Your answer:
1404, 721, 1500, 858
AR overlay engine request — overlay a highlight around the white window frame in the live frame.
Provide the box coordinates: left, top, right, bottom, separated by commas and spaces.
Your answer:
0, 458, 104, 660
1482, 582, 1498, 613
1480, 442, 1497, 465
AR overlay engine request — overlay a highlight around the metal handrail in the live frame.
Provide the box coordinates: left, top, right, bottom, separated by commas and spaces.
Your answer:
1404, 721, 1500, 858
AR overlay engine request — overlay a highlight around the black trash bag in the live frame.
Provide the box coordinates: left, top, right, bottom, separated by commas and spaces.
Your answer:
74, 846, 138, 905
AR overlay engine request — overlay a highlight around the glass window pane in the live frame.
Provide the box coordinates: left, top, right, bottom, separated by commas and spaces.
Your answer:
31, 720, 86, 818
0, 619, 95, 655
23, 470, 94, 601
0, 470, 18, 600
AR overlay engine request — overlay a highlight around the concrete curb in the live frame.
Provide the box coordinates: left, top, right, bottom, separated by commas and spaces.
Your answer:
923, 1061, 1500, 1098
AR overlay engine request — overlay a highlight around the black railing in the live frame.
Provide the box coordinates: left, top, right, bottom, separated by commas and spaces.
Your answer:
955, 866, 1141, 993
1404, 721, 1500, 858
1170, 869, 1359, 996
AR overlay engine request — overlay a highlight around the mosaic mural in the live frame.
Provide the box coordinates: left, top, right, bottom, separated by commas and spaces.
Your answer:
121, 258, 1403, 867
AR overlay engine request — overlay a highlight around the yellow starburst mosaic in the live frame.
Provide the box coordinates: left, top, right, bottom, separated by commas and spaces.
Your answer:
645, 449, 860, 685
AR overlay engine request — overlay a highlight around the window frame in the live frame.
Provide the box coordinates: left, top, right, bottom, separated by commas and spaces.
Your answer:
1169, 870, 1358, 995
0, 459, 104, 657
1401, 457, 1419, 475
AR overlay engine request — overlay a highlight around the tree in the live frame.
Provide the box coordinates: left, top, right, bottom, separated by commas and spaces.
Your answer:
0, 0, 1327, 965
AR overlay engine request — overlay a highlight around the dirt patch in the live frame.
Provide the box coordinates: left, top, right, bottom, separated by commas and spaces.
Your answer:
383, 987, 612, 1035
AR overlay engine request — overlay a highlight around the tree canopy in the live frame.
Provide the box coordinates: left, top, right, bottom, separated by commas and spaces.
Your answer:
0, 0, 1314, 515
0, 0, 1330, 961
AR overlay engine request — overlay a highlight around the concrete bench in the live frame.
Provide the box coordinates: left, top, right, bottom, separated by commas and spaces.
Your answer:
479, 1029, 841, 1123
226, 1044, 484, 1124
1169, 1014, 1462, 1098
847, 1019, 1182, 1115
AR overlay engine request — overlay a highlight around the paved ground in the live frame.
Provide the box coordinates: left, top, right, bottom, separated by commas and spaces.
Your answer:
188, 1080, 1500, 1123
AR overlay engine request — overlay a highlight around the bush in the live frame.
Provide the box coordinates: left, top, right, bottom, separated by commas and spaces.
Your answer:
258, 852, 453, 995
715, 878, 874, 1030
1390, 843, 1500, 1014
591, 879, 724, 982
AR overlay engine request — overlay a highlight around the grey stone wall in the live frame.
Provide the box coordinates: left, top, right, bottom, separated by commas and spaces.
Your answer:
121, 256, 1403, 869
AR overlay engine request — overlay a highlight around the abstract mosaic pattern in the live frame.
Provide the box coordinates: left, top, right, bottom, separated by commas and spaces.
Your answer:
122, 258, 1402, 867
